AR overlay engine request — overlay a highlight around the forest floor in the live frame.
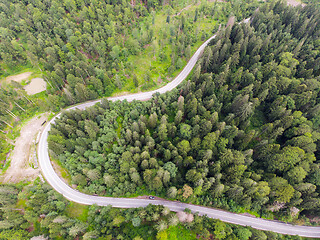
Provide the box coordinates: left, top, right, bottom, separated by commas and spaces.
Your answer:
1, 113, 48, 183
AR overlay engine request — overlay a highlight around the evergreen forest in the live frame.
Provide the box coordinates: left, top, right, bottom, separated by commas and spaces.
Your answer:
0, 0, 259, 165
48, 0, 320, 225
1, 0, 320, 239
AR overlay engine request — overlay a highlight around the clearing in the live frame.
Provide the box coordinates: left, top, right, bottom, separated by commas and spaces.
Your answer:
24, 77, 47, 95
4, 72, 32, 83
3, 72, 46, 95
287, 0, 306, 7
1, 113, 48, 183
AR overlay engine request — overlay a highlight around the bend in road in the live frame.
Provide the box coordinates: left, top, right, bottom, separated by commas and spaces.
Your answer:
38, 34, 320, 238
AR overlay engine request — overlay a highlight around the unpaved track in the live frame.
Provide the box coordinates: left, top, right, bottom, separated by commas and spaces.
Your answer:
3, 72, 32, 83
287, 0, 305, 7
1, 114, 48, 183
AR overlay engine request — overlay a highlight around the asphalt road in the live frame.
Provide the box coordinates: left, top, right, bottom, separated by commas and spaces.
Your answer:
38, 35, 320, 238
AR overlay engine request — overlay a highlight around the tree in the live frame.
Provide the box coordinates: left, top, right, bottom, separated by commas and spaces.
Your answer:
177, 140, 191, 156
182, 184, 193, 200
156, 230, 168, 240
150, 177, 163, 191
166, 15, 170, 23
113, 215, 125, 227
155, 220, 167, 232
286, 166, 307, 184
148, 113, 158, 129
132, 217, 141, 227
168, 214, 179, 226
185, 45, 191, 59
167, 187, 177, 198
194, 9, 198, 22
158, 123, 167, 141
174, 110, 183, 125
83, 231, 99, 240
163, 162, 177, 178
69, 222, 87, 237
110, 45, 120, 59
269, 177, 295, 203
250, 229, 267, 240
234, 226, 252, 240
212, 184, 225, 198
179, 124, 192, 140
133, 74, 139, 88
214, 220, 227, 239
87, 169, 101, 182
267, 146, 305, 173
104, 174, 114, 188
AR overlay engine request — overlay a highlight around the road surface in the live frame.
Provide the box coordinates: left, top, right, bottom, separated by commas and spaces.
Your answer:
38, 34, 320, 238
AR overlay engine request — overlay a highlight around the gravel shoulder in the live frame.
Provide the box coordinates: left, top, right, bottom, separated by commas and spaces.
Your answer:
1, 113, 48, 183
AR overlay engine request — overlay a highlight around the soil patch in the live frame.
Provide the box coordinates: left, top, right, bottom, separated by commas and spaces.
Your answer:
24, 78, 46, 95
1, 113, 49, 183
287, 0, 305, 7
3, 72, 32, 83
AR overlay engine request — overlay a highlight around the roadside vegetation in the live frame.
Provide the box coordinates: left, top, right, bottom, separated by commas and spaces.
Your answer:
0, 181, 306, 239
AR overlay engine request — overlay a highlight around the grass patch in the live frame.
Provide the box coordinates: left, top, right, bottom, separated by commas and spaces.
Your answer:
119, 1, 219, 94
32, 90, 47, 100
51, 157, 72, 185
167, 224, 197, 240
66, 202, 89, 222
16, 199, 27, 208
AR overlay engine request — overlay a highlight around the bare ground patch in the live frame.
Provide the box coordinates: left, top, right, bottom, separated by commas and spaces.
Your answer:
287, 0, 306, 7
24, 78, 47, 95
3, 72, 32, 83
1, 113, 49, 183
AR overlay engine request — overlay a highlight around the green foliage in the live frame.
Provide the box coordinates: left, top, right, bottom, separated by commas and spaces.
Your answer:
47, 0, 320, 225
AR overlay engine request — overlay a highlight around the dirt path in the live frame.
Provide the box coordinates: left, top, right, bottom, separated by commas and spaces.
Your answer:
1, 113, 48, 183
287, 0, 305, 7
175, 4, 193, 16
4, 72, 32, 83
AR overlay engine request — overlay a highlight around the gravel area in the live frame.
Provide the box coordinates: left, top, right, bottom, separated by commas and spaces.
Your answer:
1, 113, 48, 183
3, 72, 32, 83
24, 77, 46, 95
287, 0, 305, 6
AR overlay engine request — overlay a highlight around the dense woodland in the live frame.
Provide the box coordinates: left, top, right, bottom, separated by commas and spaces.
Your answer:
0, 0, 260, 165
0, 182, 301, 240
0, 0, 257, 108
49, 1, 320, 223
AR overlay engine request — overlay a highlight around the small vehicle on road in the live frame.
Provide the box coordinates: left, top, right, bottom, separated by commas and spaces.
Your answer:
149, 196, 155, 200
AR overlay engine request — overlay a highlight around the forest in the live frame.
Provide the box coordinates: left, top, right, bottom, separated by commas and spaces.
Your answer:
0, 0, 260, 165
48, 0, 320, 225
0, 0, 258, 103
0, 181, 307, 239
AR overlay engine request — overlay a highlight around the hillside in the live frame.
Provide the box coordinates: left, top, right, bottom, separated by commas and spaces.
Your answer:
49, 1, 320, 224
0, 0, 260, 166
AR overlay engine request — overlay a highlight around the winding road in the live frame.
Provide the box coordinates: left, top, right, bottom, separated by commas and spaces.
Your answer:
38, 35, 320, 238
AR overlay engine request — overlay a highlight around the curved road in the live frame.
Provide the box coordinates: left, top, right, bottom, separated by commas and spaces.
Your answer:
38, 35, 320, 238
